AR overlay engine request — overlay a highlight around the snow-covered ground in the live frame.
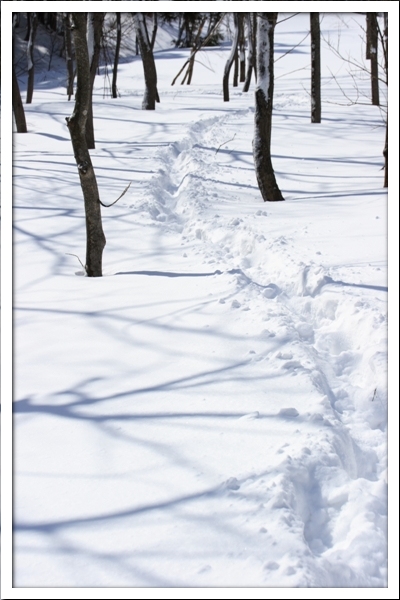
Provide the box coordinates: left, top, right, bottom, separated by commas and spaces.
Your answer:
8, 11, 395, 592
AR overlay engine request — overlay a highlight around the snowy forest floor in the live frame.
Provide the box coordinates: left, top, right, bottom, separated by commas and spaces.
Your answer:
10, 12, 393, 590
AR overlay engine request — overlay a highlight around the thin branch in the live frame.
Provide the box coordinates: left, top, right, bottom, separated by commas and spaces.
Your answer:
277, 13, 301, 25
215, 133, 236, 155
99, 181, 132, 208
171, 13, 225, 86
66, 253, 86, 271
275, 32, 310, 63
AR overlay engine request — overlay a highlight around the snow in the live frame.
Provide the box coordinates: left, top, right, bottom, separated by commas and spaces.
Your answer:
4, 9, 398, 595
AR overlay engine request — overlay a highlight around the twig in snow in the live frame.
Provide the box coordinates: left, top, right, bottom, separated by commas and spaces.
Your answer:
66, 253, 86, 271
215, 133, 236, 155
99, 181, 132, 207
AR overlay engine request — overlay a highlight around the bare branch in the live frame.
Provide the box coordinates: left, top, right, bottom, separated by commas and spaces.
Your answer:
99, 181, 132, 208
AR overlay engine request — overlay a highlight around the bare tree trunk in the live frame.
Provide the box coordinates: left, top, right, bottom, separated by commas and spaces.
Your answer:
185, 17, 207, 85
223, 13, 239, 101
86, 12, 105, 149
366, 13, 372, 60
26, 13, 38, 104
239, 14, 246, 83
243, 13, 256, 92
253, 13, 284, 202
13, 63, 27, 133
150, 13, 158, 51
383, 118, 387, 188
135, 13, 159, 109
369, 13, 380, 106
310, 13, 321, 123
66, 13, 106, 278
63, 13, 74, 100
112, 12, 121, 98
383, 13, 388, 188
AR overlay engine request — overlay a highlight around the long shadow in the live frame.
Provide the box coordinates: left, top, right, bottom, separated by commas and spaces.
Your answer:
328, 278, 387, 293
116, 269, 222, 278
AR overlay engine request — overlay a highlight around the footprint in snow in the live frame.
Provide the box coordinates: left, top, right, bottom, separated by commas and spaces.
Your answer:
225, 477, 241, 490
278, 408, 299, 418
263, 283, 280, 299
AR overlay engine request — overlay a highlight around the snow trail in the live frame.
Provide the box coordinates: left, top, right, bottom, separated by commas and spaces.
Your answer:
122, 104, 388, 586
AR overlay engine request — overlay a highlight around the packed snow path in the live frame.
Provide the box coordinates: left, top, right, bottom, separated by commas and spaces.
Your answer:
13, 14, 387, 588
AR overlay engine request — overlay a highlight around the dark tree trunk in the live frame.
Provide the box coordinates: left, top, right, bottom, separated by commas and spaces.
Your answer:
66, 13, 106, 278
112, 12, 121, 98
233, 46, 239, 87
135, 13, 159, 109
310, 13, 321, 123
24, 13, 31, 42
383, 13, 388, 188
26, 13, 38, 104
239, 14, 246, 83
369, 13, 380, 106
383, 118, 387, 188
63, 13, 74, 101
150, 13, 158, 51
366, 13, 372, 59
13, 63, 28, 133
243, 13, 256, 92
223, 13, 239, 102
253, 13, 284, 202
86, 12, 105, 149
185, 17, 206, 85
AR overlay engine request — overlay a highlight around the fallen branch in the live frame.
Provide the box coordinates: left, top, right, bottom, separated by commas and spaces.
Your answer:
99, 181, 132, 207
215, 133, 236, 155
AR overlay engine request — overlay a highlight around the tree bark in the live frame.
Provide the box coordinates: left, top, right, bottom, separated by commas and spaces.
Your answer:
86, 12, 105, 149
369, 13, 380, 106
13, 63, 27, 133
223, 13, 239, 101
135, 13, 159, 109
243, 13, 256, 92
253, 13, 284, 202
239, 14, 246, 83
383, 118, 387, 188
112, 12, 121, 98
63, 13, 74, 101
66, 13, 106, 277
26, 13, 38, 104
310, 13, 321, 123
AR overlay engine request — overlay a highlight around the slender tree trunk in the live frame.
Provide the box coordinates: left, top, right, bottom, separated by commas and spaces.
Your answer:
369, 13, 380, 106
243, 13, 256, 92
24, 13, 31, 42
86, 13, 105, 149
26, 13, 38, 104
66, 13, 106, 278
383, 118, 387, 188
112, 12, 121, 98
223, 13, 239, 101
310, 13, 321, 123
383, 13, 388, 188
135, 13, 159, 109
63, 13, 74, 100
253, 13, 284, 202
366, 13, 372, 60
13, 63, 27, 133
239, 14, 246, 83
185, 17, 206, 85
150, 13, 158, 51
